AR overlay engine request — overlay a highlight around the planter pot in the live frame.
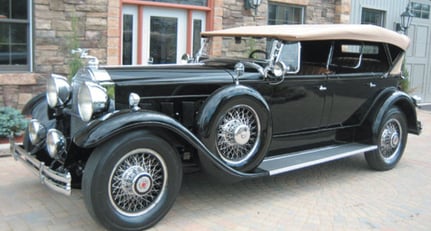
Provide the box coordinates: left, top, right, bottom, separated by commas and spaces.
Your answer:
0, 135, 23, 144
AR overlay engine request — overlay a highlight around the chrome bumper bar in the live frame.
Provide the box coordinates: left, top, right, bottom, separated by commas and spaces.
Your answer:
10, 139, 72, 196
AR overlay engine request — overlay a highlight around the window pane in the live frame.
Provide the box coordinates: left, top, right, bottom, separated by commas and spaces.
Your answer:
411, 2, 430, 19
11, 45, 27, 64
150, 16, 177, 64
0, 0, 10, 18
361, 8, 385, 26
268, 4, 304, 25
12, 0, 27, 19
0, 22, 27, 65
0, 44, 9, 64
11, 23, 27, 44
0, 22, 8, 45
122, 14, 133, 65
192, 19, 202, 56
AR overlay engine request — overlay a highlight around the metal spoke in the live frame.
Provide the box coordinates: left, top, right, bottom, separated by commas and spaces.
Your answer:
109, 149, 167, 217
216, 104, 261, 167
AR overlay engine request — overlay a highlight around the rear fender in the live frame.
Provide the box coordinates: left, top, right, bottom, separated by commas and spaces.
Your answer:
367, 89, 421, 137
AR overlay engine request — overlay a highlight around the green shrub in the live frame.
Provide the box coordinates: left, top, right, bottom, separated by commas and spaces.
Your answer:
0, 107, 28, 138
400, 59, 410, 93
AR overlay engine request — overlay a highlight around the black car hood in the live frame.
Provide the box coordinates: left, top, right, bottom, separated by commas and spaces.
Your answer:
104, 64, 235, 86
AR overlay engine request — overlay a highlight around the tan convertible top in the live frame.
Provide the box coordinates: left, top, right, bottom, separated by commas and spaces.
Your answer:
201, 24, 410, 50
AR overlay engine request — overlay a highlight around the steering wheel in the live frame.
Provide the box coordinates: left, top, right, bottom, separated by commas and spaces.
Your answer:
249, 50, 268, 59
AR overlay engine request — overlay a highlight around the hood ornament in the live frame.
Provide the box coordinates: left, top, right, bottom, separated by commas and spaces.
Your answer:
71, 48, 99, 70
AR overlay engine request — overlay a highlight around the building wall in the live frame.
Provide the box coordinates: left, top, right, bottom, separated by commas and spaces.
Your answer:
349, 0, 431, 103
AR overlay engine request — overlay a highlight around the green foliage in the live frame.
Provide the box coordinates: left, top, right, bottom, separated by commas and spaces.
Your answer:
67, 15, 83, 80
0, 107, 28, 138
400, 59, 410, 93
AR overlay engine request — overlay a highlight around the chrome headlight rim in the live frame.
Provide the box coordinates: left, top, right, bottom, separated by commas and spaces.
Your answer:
78, 81, 109, 122
272, 61, 287, 78
46, 129, 67, 160
46, 74, 72, 108
28, 119, 46, 145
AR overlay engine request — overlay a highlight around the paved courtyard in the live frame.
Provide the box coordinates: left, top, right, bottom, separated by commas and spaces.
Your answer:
0, 109, 430, 231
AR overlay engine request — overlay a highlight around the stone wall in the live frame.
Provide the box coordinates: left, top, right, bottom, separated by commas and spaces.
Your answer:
0, 74, 46, 109
33, 0, 109, 75
0, 0, 113, 110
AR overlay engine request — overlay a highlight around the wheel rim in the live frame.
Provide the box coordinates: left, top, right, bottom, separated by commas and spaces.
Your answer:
379, 118, 402, 162
216, 104, 261, 167
109, 148, 167, 217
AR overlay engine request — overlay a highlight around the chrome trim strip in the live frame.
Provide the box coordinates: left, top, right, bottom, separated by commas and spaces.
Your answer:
12, 140, 72, 196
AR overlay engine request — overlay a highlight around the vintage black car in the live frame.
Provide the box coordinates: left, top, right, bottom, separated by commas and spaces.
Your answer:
12, 24, 421, 230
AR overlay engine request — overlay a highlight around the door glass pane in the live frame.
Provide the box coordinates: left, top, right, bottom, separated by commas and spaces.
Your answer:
122, 14, 133, 65
150, 16, 177, 64
192, 19, 202, 56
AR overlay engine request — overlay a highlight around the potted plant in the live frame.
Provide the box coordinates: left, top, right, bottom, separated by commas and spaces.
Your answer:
0, 106, 27, 144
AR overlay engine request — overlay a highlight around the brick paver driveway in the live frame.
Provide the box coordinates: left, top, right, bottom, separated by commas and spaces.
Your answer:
1, 110, 430, 231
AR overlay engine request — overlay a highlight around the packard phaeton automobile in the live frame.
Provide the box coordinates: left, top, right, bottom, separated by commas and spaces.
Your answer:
12, 24, 421, 230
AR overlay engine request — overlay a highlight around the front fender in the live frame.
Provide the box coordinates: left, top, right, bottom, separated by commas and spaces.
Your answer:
73, 109, 268, 180
196, 84, 271, 138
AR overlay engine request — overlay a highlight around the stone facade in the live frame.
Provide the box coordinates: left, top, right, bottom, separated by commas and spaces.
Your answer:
0, 0, 121, 109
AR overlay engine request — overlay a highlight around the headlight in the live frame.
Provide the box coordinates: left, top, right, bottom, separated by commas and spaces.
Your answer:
46, 74, 71, 108
46, 129, 66, 159
28, 119, 46, 145
78, 81, 109, 122
272, 61, 287, 77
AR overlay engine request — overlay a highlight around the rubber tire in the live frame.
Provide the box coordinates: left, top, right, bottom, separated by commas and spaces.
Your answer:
205, 96, 270, 172
365, 107, 407, 171
82, 131, 182, 231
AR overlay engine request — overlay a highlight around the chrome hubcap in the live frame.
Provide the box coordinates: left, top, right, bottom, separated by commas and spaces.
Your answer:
109, 149, 167, 216
216, 104, 260, 167
380, 118, 402, 160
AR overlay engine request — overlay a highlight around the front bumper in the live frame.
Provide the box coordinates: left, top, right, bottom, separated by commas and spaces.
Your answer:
10, 138, 72, 196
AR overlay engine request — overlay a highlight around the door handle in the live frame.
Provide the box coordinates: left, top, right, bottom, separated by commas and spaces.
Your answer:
369, 82, 376, 88
319, 85, 327, 91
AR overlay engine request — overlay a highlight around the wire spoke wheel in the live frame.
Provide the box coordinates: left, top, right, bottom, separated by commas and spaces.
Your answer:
109, 148, 167, 217
379, 118, 402, 162
365, 107, 407, 171
216, 104, 261, 167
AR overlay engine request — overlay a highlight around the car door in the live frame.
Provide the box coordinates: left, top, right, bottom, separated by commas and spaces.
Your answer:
322, 41, 392, 127
270, 76, 327, 134
269, 41, 332, 134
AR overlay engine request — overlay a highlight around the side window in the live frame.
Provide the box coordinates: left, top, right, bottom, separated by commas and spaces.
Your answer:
297, 41, 332, 76
330, 41, 389, 74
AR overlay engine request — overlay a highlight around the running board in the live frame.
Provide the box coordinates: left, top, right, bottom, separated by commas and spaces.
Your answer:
258, 143, 377, 176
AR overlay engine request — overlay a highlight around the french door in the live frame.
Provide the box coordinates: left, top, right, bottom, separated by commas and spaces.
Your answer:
122, 5, 206, 65
143, 7, 187, 64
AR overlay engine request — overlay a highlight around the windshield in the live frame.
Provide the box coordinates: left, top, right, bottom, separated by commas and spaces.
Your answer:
198, 36, 270, 60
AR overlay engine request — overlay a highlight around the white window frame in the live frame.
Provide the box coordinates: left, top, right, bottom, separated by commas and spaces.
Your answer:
121, 5, 138, 65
